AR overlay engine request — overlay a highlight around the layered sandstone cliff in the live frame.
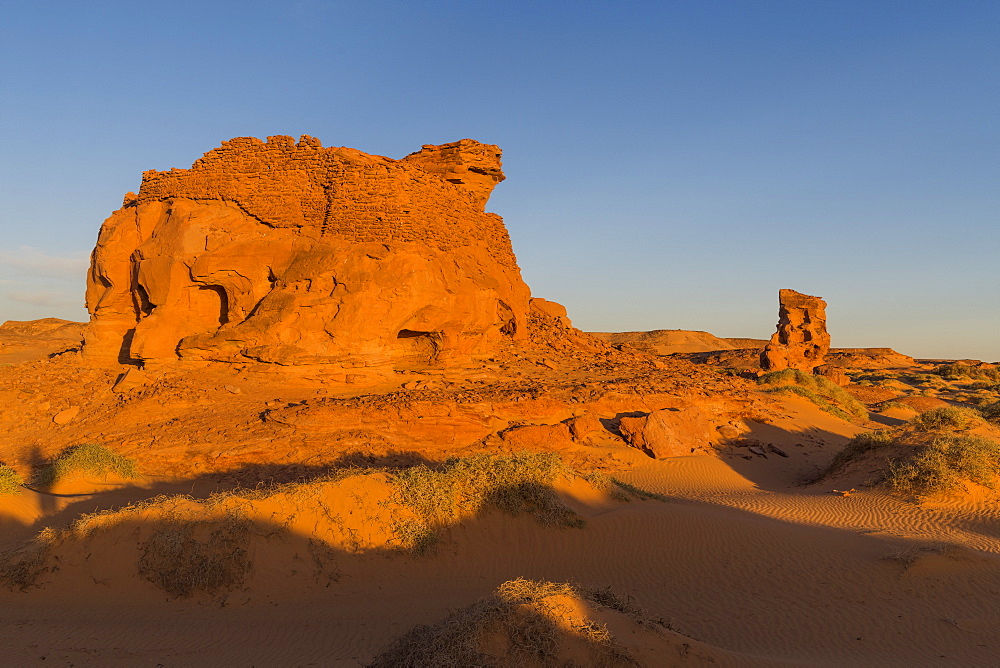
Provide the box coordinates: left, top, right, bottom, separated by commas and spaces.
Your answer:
84, 136, 532, 370
759, 289, 830, 373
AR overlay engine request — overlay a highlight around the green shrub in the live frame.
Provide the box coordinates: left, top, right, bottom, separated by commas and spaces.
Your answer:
757, 369, 868, 421
910, 407, 984, 432
35, 443, 138, 487
0, 465, 24, 495
886, 435, 1000, 496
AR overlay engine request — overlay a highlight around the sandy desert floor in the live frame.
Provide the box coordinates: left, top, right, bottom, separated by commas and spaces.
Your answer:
1, 338, 999, 667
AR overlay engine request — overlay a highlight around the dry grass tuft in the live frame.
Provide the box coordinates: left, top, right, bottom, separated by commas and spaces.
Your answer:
978, 400, 1000, 424
368, 578, 651, 667
0, 464, 24, 495
885, 435, 1000, 496
910, 406, 984, 432
935, 363, 1000, 382
138, 511, 254, 598
757, 369, 868, 421
0, 529, 57, 591
389, 452, 584, 554
825, 430, 896, 476
35, 443, 138, 487
824, 408, 1000, 497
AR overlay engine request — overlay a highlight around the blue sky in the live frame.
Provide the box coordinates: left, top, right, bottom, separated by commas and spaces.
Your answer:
1, 1, 997, 360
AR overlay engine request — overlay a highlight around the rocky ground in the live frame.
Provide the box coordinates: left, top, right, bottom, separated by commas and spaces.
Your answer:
1, 320, 999, 665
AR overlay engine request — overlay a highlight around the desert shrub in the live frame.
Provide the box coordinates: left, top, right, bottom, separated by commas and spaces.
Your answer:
967, 393, 998, 407
966, 380, 996, 390
757, 369, 868, 421
935, 363, 1000, 382
0, 527, 58, 591
368, 578, 643, 667
886, 435, 1000, 496
390, 518, 440, 556
910, 406, 983, 432
875, 400, 913, 413
137, 512, 253, 598
35, 443, 138, 487
392, 452, 575, 524
825, 430, 896, 475
980, 400, 1000, 424
0, 464, 24, 495
390, 452, 583, 553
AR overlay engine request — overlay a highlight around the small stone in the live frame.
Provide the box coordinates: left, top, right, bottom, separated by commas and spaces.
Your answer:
767, 444, 789, 458
53, 406, 80, 425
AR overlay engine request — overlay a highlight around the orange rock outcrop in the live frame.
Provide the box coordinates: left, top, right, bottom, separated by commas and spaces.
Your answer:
759, 289, 830, 373
84, 136, 532, 372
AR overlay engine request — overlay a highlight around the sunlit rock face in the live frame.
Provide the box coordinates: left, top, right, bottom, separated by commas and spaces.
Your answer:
759, 289, 830, 373
84, 136, 531, 371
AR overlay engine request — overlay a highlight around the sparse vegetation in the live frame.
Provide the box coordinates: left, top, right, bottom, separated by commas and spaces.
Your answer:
35, 443, 138, 487
389, 452, 584, 553
825, 430, 895, 476
0, 538, 54, 591
910, 406, 983, 432
757, 368, 868, 421
368, 578, 650, 667
980, 400, 1000, 424
390, 518, 440, 556
825, 405, 1000, 497
886, 435, 1000, 496
874, 400, 914, 414
0, 464, 24, 495
137, 512, 254, 598
0, 452, 664, 591
935, 363, 1000, 382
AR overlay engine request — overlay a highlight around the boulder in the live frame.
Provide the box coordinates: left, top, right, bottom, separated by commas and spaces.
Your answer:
83, 136, 533, 372
814, 364, 850, 387
617, 406, 715, 458
760, 289, 830, 373
498, 423, 574, 450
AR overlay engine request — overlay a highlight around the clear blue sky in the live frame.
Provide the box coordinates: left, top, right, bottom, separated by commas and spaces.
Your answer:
1, 1, 997, 360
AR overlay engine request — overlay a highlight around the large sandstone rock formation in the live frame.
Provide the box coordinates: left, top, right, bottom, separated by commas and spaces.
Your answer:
84, 136, 533, 371
759, 289, 830, 373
